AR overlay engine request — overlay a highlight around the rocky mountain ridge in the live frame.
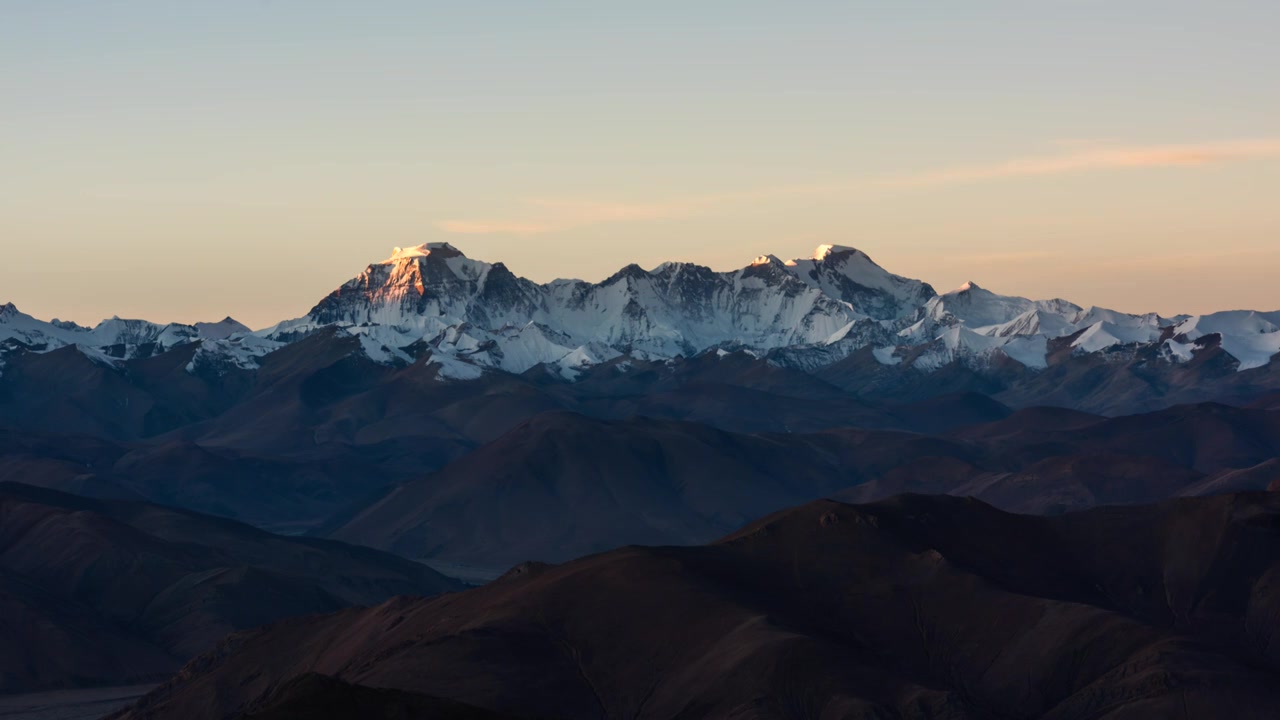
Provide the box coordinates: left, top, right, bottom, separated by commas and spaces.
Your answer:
4, 243, 1278, 384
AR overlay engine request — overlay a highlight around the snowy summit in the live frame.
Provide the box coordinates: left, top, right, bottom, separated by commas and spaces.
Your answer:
381, 242, 463, 264
4, 243, 1279, 383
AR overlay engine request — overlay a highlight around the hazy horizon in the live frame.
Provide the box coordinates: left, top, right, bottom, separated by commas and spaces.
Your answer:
4, 1, 1278, 328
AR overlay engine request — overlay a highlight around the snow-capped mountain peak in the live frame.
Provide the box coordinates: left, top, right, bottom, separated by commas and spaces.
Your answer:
810, 243, 858, 261
381, 242, 464, 264
195, 317, 252, 340
1070, 306, 1167, 329
266, 243, 919, 378
751, 254, 784, 267
6, 243, 1278, 382
779, 245, 935, 321
1169, 310, 1280, 370
257, 242, 1279, 379
0, 303, 212, 371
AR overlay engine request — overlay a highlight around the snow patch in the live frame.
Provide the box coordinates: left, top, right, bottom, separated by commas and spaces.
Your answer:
1071, 321, 1161, 353
1162, 339, 1196, 363
1176, 311, 1280, 369
872, 346, 902, 366
426, 352, 485, 381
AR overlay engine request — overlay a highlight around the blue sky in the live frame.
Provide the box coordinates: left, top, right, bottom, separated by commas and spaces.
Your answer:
2, 1, 1278, 326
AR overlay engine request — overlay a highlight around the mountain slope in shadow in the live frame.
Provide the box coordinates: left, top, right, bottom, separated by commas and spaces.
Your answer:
0, 483, 461, 694
330, 411, 979, 566
118, 492, 1280, 719
332, 401, 1280, 567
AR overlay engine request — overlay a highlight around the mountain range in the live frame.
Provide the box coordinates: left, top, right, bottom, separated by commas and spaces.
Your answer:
112, 492, 1280, 720
328, 402, 1280, 568
6, 242, 1280, 715
4, 243, 1279, 411
3, 242, 1280, 542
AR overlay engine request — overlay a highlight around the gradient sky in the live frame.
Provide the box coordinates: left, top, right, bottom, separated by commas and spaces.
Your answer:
2, 0, 1278, 329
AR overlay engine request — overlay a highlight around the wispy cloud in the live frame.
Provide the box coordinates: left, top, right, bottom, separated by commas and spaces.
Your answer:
899, 249, 1065, 264
437, 198, 689, 236
436, 220, 556, 235
874, 138, 1280, 189
1082, 246, 1280, 272
435, 138, 1280, 236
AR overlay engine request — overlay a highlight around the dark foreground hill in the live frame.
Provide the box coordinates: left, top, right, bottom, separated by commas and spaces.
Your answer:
118, 492, 1280, 720
0, 483, 461, 694
237, 674, 520, 720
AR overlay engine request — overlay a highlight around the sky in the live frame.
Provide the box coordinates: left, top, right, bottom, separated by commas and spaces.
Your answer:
2, 0, 1278, 329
